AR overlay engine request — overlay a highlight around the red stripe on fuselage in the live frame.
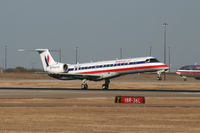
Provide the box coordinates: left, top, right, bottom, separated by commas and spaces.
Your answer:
76, 65, 168, 74
176, 70, 200, 73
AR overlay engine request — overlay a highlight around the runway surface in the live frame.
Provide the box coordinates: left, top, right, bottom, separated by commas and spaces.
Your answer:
1, 87, 200, 99
0, 87, 200, 108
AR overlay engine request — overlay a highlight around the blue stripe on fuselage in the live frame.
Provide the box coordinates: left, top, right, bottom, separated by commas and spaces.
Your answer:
67, 61, 152, 72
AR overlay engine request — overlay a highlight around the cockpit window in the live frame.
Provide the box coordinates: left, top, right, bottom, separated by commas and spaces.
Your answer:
146, 58, 159, 63
150, 58, 159, 62
180, 65, 200, 70
145, 59, 150, 63
180, 66, 193, 70
180, 66, 188, 70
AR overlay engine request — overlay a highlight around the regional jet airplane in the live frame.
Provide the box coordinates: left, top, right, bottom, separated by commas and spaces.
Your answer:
176, 65, 200, 81
35, 49, 168, 89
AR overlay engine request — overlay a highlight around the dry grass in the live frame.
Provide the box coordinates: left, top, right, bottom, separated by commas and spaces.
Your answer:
0, 98, 200, 133
0, 73, 200, 133
0, 80, 200, 90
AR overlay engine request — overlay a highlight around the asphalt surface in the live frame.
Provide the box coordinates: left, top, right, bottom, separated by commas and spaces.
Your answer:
0, 87, 200, 99
0, 87, 200, 108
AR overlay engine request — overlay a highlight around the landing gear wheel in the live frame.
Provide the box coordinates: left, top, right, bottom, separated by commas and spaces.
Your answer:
102, 79, 110, 90
157, 77, 162, 80
157, 71, 162, 80
102, 84, 108, 90
81, 84, 88, 90
81, 79, 88, 90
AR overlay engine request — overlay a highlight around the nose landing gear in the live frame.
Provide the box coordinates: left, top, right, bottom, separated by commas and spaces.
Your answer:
157, 71, 162, 80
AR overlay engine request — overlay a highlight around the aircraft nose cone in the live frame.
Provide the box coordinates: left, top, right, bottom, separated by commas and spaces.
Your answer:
163, 64, 169, 71
163, 63, 169, 71
176, 70, 181, 75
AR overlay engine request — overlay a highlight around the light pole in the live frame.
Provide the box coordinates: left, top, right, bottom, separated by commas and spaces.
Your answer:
120, 48, 122, 59
162, 23, 168, 80
4, 45, 8, 70
168, 46, 171, 72
76, 46, 78, 64
59, 48, 61, 62
149, 46, 152, 56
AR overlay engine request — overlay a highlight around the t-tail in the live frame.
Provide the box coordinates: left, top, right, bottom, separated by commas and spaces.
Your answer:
35, 49, 69, 73
35, 49, 56, 71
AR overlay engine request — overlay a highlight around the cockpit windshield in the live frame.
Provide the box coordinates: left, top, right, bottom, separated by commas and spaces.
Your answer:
180, 65, 200, 70
145, 58, 159, 63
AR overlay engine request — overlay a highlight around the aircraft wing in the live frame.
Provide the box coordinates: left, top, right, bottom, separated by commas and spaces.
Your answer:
48, 73, 101, 81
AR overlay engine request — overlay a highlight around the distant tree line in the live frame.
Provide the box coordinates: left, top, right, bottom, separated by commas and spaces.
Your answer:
4, 67, 43, 73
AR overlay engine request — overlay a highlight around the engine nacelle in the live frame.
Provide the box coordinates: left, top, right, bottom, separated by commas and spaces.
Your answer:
63, 64, 69, 73
47, 63, 69, 73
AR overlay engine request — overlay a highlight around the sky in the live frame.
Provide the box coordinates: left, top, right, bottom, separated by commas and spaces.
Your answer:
0, 0, 200, 71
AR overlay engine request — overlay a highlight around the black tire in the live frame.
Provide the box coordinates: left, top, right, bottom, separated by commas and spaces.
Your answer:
157, 77, 162, 80
102, 84, 108, 90
81, 84, 88, 90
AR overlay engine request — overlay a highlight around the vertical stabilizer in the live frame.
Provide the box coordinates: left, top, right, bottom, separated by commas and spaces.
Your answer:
35, 49, 56, 71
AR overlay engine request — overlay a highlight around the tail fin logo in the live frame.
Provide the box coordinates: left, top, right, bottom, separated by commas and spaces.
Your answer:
45, 55, 50, 67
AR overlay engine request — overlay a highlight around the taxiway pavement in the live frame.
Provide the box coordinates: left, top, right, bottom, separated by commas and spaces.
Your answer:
0, 87, 200, 99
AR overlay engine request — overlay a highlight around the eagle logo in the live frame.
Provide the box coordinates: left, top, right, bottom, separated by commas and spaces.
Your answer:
45, 55, 50, 67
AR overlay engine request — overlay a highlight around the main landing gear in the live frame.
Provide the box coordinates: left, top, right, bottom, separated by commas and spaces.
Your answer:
102, 79, 110, 90
81, 79, 88, 90
181, 76, 187, 81
81, 79, 110, 90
